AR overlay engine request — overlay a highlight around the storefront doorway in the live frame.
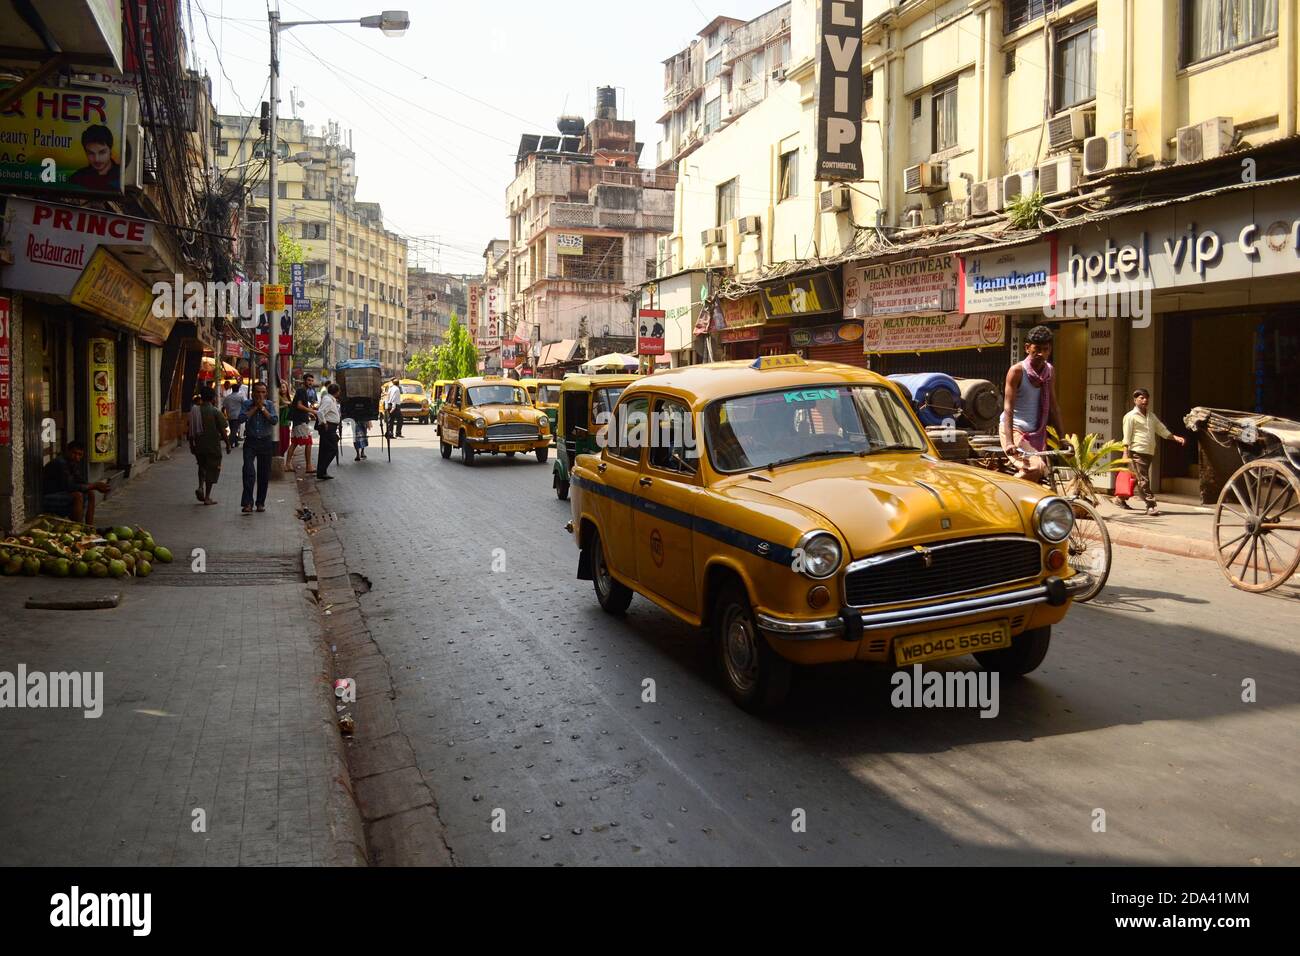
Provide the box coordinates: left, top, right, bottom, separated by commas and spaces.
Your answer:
22, 309, 69, 518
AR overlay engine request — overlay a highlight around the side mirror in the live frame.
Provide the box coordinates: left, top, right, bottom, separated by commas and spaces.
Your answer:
573, 426, 589, 439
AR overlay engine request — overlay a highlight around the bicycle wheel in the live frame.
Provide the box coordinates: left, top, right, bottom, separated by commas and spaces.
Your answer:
1064, 498, 1110, 601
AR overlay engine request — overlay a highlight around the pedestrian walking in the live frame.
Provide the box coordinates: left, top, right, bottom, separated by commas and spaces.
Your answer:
384, 378, 403, 438
316, 383, 342, 480
285, 372, 319, 474
353, 416, 371, 461
221, 381, 246, 449
237, 382, 278, 514
1119, 387, 1186, 516
189, 386, 228, 505
277, 379, 293, 457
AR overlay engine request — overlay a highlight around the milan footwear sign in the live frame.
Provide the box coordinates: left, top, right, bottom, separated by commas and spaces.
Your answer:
816, 0, 864, 182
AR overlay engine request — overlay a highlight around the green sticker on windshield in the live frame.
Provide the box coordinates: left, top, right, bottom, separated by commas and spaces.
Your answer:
783, 389, 837, 404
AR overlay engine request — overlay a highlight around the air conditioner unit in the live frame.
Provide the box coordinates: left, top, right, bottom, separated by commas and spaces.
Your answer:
1176, 117, 1235, 164
819, 185, 851, 213
969, 177, 1004, 216
1037, 153, 1082, 197
904, 162, 947, 194
737, 215, 762, 236
1047, 108, 1094, 150
1083, 129, 1137, 177
771, 68, 786, 82
704, 241, 730, 267
346, 319, 357, 329
701, 226, 727, 247
1001, 168, 1038, 205
942, 201, 964, 223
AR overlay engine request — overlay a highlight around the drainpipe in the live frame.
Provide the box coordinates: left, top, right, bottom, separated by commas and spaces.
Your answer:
1123, 0, 1134, 131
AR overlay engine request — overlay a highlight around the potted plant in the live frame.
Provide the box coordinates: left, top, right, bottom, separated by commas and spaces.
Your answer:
1048, 429, 1130, 505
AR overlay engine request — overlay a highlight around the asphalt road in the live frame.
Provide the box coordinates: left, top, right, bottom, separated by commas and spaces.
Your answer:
319, 422, 1300, 866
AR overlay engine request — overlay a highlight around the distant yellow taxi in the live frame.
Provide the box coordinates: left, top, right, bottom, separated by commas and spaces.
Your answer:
567, 355, 1089, 711
438, 376, 551, 465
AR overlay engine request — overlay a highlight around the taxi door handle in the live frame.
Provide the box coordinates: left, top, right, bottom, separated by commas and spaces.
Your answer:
638, 476, 653, 487
597, 462, 607, 473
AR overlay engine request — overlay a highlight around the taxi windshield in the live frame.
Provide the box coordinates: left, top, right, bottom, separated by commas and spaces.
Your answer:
703, 384, 926, 473
468, 384, 525, 406
536, 385, 560, 404
400, 384, 424, 395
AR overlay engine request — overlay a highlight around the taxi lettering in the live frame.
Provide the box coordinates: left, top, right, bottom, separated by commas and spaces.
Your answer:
783, 388, 837, 403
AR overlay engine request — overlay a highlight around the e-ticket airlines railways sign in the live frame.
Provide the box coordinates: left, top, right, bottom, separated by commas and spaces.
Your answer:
816, 0, 864, 182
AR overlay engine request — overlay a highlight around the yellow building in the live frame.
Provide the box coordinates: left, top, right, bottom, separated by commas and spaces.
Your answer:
216, 115, 408, 375
660, 0, 1300, 495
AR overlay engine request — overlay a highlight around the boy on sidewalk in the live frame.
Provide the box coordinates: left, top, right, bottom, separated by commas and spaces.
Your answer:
1119, 387, 1186, 516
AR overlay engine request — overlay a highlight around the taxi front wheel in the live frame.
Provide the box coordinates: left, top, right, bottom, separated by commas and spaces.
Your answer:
536, 446, 549, 464
440, 440, 452, 459
591, 532, 633, 614
714, 584, 792, 713
974, 625, 1051, 677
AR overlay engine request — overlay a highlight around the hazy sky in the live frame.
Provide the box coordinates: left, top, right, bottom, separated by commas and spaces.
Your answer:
190, 0, 780, 276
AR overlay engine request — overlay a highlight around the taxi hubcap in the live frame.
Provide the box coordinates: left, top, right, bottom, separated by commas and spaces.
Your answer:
594, 543, 611, 596
723, 607, 758, 691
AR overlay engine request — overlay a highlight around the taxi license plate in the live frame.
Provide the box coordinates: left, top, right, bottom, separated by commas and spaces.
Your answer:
893, 621, 1012, 666
501, 443, 531, 453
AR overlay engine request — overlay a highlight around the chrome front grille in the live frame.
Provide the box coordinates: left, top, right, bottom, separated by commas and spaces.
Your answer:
843, 536, 1043, 609
486, 422, 539, 441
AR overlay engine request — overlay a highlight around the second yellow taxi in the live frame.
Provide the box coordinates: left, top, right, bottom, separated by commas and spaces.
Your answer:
438, 375, 552, 465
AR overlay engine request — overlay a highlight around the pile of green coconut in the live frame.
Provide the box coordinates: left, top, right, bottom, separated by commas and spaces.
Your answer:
0, 515, 174, 579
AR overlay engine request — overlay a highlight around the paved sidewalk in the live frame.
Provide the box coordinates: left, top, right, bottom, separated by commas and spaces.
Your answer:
1093, 493, 1218, 561
0, 446, 364, 866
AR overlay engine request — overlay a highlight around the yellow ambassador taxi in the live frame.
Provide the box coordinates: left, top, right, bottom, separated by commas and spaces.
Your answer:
566, 356, 1090, 712
438, 375, 552, 465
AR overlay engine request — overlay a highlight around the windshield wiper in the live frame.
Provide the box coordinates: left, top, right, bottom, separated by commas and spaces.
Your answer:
764, 448, 865, 471
868, 442, 919, 453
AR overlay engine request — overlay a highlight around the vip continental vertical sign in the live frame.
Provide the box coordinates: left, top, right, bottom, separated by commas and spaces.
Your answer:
88, 339, 116, 464
0, 86, 128, 195
815, 0, 864, 182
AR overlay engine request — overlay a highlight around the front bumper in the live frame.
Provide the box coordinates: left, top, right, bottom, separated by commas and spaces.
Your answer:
755, 573, 1091, 642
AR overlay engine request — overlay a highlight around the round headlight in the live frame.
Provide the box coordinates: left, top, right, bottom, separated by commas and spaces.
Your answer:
538, 415, 549, 428
1034, 497, 1075, 544
474, 417, 486, 429
797, 532, 842, 579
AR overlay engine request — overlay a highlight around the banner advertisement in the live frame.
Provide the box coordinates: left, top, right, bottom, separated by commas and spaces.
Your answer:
0, 297, 11, 445
959, 239, 1059, 313
0, 197, 154, 297
486, 286, 500, 345
759, 273, 841, 320
720, 294, 765, 329
637, 309, 666, 355
0, 86, 128, 195
290, 263, 305, 300
501, 341, 522, 369
556, 234, 584, 256
863, 312, 1006, 354
789, 321, 864, 348
720, 326, 760, 344
89, 338, 116, 463
815, 0, 864, 182
844, 254, 959, 317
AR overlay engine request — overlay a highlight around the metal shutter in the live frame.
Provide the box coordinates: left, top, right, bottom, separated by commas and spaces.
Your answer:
135, 342, 152, 457
806, 342, 868, 368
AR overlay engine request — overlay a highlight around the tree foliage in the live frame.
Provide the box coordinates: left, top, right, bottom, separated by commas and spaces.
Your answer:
276, 228, 326, 360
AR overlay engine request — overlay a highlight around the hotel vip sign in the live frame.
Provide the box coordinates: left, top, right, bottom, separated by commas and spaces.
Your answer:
816, 1, 865, 182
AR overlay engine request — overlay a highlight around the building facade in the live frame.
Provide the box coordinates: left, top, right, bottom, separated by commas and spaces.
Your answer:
216, 115, 409, 377
406, 268, 468, 354
502, 88, 677, 372
656, 0, 1300, 496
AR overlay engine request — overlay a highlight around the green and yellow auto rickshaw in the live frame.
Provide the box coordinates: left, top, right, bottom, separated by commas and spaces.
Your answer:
431, 380, 453, 416
552, 373, 640, 500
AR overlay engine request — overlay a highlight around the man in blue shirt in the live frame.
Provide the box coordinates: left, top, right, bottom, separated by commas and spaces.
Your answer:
236, 381, 278, 514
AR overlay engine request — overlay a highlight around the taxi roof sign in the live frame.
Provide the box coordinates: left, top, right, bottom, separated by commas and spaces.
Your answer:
752, 354, 806, 370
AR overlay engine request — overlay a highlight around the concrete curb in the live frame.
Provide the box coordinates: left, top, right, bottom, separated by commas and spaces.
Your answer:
297, 471, 454, 867
1105, 523, 1217, 562
288, 468, 369, 867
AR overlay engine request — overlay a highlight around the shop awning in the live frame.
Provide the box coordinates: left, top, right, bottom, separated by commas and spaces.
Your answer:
538, 339, 578, 366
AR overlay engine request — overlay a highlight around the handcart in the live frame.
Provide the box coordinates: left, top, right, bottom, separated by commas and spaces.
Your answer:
336, 359, 390, 463
1185, 407, 1300, 592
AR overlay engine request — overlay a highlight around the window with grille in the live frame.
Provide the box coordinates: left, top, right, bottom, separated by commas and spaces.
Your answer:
1183, 0, 1278, 64
716, 178, 738, 227
1005, 0, 1055, 33
1054, 16, 1098, 109
931, 80, 959, 151
704, 97, 721, 135
559, 235, 623, 283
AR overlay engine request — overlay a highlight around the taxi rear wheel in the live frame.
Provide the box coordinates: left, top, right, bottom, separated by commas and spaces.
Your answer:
591, 532, 632, 614
974, 625, 1051, 677
714, 584, 792, 713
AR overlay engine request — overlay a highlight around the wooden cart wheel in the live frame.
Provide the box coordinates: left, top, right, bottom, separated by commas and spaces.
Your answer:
1214, 459, 1300, 592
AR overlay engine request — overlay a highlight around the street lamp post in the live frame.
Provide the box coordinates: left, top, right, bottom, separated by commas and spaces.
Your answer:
266, 5, 409, 413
